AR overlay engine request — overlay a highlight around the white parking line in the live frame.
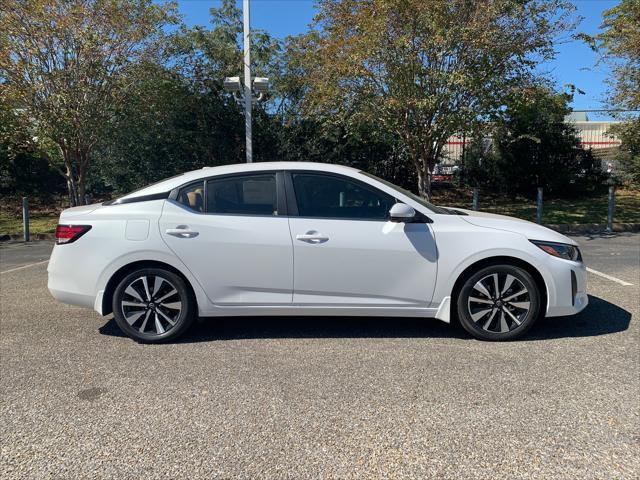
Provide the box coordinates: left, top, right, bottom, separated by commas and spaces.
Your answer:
0, 259, 49, 275
586, 267, 634, 286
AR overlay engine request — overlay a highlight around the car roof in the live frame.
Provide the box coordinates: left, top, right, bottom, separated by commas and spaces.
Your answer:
118, 162, 361, 200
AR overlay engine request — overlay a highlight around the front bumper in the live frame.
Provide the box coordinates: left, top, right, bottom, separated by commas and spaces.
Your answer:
545, 261, 588, 317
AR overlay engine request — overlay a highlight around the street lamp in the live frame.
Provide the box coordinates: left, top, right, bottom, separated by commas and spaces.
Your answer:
223, 76, 270, 103
222, 0, 269, 164
223, 76, 242, 93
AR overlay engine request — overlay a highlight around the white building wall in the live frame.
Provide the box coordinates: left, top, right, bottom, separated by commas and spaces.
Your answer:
440, 121, 621, 166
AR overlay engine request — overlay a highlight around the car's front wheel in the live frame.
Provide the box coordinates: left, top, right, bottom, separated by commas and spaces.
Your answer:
456, 264, 541, 341
112, 268, 195, 343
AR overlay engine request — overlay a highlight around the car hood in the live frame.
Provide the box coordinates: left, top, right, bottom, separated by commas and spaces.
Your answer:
450, 208, 577, 245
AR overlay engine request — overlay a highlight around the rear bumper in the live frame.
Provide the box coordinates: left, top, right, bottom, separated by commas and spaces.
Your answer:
48, 285, 95, 310
47, 244, 98, 311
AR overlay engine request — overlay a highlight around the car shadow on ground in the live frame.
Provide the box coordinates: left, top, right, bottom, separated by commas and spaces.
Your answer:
98, 295, 631, 344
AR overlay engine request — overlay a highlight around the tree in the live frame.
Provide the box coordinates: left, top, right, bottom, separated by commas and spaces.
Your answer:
609, 118, 640, 188
598, 0, 640, 110
90, 0, 286, 196
464, 88, 606, 197
0, 0, 177, 205
0, 99, 64, 197
596, 0, 640, 188
92, 64, 244, 195
288, 0, 576, 199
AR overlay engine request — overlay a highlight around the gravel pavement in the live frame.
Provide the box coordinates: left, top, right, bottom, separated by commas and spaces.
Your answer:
0, 235, 638, 479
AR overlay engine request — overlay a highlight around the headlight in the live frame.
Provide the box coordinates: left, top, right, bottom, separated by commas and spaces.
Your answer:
530, 240, 582, 262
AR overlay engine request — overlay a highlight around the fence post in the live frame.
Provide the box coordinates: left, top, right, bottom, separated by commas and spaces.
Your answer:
472, 188, 479, 211
606, 185, 615, 233
536, 187, 543, 224
22, 196, 30, 242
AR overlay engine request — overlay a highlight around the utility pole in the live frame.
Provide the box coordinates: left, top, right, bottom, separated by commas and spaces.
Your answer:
243, 0, 252, 163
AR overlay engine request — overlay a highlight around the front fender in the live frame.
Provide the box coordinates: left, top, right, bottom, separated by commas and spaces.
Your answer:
434, 246, 557, 314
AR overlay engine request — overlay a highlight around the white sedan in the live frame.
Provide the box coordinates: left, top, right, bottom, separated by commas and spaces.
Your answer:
48, 162, 588, 342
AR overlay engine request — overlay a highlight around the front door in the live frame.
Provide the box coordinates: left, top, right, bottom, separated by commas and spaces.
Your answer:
287, 172, 438, 307
160, 172, 293, 305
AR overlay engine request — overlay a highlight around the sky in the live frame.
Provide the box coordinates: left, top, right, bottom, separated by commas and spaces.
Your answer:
175, 0, 619, 120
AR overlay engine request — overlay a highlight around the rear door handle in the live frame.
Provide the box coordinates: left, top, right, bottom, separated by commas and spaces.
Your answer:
296, 231, 329, 243
165, 226, 199, 238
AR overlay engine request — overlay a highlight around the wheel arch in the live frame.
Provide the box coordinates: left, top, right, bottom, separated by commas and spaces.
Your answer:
450, 255, 548, 321
101, 260, 198, 316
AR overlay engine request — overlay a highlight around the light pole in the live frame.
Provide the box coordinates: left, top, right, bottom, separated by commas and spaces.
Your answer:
223, 0, 269, 164
242, 0, 251, 163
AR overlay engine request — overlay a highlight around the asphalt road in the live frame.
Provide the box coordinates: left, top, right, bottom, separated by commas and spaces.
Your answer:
0, 235, 638, 479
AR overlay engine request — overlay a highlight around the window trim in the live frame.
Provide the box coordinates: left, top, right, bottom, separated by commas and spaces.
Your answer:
285, 170, 400, 222
167, 168, 431, 223
169, 170, 286, 217
104, 191, 170, 206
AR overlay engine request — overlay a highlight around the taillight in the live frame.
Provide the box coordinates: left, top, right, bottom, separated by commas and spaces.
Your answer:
55, 225, 92, 245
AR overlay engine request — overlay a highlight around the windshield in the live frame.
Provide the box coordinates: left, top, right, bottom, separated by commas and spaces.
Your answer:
359, 171, 452, 214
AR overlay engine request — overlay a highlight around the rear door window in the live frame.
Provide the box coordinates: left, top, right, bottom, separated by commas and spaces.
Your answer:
207, 174, 278, 216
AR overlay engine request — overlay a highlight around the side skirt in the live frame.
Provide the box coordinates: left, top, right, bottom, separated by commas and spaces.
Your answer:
197, 304, 448, 321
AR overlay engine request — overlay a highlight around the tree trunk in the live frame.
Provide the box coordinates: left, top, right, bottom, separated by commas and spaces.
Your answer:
77, 173, 86, 205
60, 149, 91, 206
417, 166, 432, 200
77, 150, 91, 205
64, 164, 79, 207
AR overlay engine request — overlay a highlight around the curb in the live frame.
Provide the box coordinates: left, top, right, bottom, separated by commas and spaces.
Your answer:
0, 233, 56, 242
546, 223, 640, 234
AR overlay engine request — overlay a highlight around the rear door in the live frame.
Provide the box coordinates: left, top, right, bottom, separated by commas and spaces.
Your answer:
286, 171, 438, 307
160, 172, 293, 305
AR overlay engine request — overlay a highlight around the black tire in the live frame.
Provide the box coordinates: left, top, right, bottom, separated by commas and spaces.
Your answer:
112, 268, 195, 343
456, 264, 541, 341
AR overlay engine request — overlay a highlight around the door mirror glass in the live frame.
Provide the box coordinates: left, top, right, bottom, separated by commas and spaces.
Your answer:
389, 203, 416, 222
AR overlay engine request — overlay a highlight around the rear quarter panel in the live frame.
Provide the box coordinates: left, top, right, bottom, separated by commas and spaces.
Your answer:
48, 200, 210, 315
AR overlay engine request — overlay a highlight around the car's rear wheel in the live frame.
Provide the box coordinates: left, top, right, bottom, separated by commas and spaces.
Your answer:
456, 264, 541, 341
112, 268, 195, 343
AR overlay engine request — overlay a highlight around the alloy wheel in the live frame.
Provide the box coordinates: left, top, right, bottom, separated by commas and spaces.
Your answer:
120, 275, 182, 335
467, 272, 531, 333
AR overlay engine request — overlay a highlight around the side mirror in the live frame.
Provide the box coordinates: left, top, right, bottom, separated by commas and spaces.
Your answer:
389, 203, 416, 222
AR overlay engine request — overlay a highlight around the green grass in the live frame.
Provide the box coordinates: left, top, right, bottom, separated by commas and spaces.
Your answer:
0, 211, 59, 236
434, 189, 640, 225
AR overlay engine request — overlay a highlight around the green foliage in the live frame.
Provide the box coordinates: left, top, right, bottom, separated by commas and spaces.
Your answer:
0, 150, 65, 197
0, 97, 65, 197
609, 119, 640, 188
464, 88, 607, 198
598, 0, 640, 110
91, 66, 243, 194
0, 0, 178, 205
595, 0, 640, 190
288, 0, 577, 198
88, 0, 286, 194
1, 0, 616, 204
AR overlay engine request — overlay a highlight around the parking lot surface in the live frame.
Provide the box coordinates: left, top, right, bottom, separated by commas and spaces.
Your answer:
1, 234, 638, 479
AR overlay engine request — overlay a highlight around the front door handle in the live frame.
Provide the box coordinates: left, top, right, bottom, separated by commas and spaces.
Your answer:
296, 231, 329, 243
165, 225, 199, 238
